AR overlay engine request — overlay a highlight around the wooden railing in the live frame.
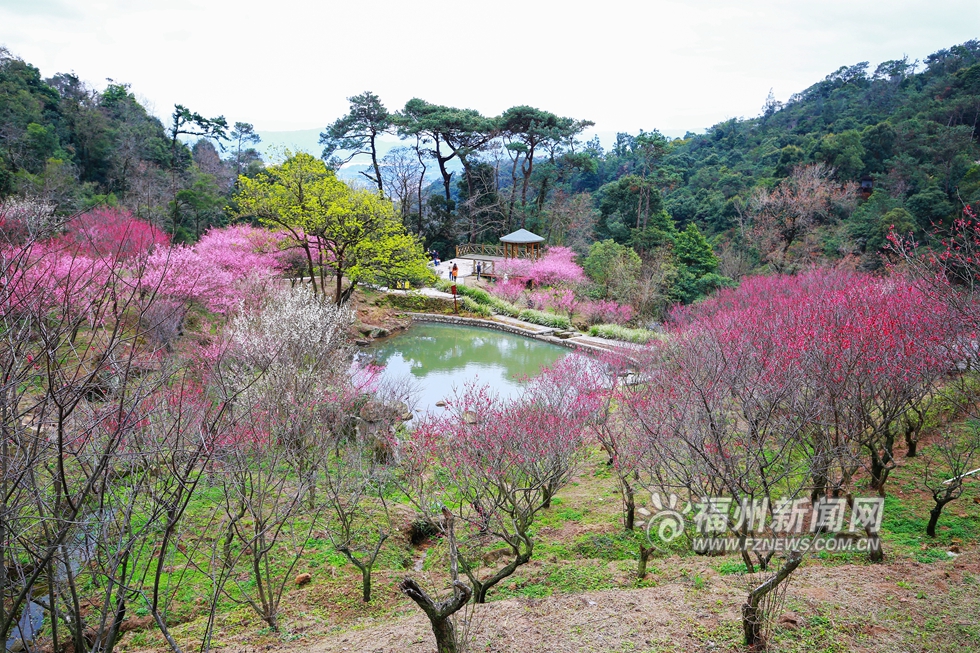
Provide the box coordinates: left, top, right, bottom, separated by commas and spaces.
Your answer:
455, 243, 505, 258
455, 243, 538, 259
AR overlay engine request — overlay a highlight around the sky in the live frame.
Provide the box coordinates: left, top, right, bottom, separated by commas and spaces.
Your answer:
2, 0, 978, 141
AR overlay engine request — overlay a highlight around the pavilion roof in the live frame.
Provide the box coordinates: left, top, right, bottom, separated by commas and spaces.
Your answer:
499, 228, 545, 244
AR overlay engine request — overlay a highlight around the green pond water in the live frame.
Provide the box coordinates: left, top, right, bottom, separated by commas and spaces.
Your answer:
367, 323, 568, 414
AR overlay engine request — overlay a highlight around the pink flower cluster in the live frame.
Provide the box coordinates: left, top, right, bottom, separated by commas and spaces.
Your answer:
402, 355, 604, 498
496, 246, 585, 286
56, 207, 169, 260
581, 299, 634, 325
3, 208, 167, 319
668, 269, 958, 396
491, 278, 528, 304
143, 225, 286, 314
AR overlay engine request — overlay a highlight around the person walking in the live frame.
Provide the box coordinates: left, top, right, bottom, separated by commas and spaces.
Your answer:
451, 263, 459, 283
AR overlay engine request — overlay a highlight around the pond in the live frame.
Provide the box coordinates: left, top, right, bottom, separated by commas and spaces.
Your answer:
367, 322, 568, 414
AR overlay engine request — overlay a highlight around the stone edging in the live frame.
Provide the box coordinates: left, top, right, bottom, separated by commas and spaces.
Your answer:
401, 312, 614, 355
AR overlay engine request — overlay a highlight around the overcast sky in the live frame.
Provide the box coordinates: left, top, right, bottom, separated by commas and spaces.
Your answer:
2, 0, 978, 139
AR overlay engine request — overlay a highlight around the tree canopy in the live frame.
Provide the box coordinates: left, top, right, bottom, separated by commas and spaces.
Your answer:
234, 152, 429, 303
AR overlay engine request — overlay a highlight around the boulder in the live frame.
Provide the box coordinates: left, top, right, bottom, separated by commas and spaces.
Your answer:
359, 400, 387, 423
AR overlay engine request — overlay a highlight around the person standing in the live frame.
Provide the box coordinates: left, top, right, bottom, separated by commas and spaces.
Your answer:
451, 263, 459, 282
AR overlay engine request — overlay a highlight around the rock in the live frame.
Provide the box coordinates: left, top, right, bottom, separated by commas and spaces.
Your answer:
777, 613, 803, 630
393, 401, 413, 421
359, 400, 387, 423
295, 573, 312, 586
355, 339, 370, 346
369, 327, 390, 339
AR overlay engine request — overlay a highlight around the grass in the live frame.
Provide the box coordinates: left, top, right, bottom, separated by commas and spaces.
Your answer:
517, 308, 571, 329
588, 323, 664, 344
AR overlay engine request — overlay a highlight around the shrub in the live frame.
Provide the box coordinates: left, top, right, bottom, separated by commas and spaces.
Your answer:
461, 296, 491, 317
457, 284, 494, 305
517, 309, 571, 330
588, 323, 663, 344
488, 297, 521, 317
491, 278, 527, 304
582, 299, 635, 325
383, 293, 454, 313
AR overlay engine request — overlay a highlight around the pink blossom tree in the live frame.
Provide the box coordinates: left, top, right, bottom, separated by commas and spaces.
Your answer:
142, 225, 285, 314
57, 207, 169, 260
395, 355, 601, 636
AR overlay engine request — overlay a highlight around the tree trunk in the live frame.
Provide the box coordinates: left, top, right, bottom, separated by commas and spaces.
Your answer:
622, 481, 635, 531
742, 551, 803, 649
370, 132, 383, 194
904, 414, 922, 458
926, 505, 943, 538
361, 566, 372, 603
637, 544, 654, 580
399, 578, 471, 653
926, 497, 956, 538
866, 523, 884, 563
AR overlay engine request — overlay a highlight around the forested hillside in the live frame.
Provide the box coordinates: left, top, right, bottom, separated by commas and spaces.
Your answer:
2, 40, 979, 304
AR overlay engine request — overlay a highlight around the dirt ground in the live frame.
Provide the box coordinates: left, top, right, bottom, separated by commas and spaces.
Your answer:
185, 549, 977, 653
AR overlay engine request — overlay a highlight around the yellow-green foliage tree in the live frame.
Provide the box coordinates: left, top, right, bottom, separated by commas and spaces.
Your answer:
235, 152, 429, 302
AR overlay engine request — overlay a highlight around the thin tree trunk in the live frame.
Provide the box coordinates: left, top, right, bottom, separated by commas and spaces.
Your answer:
742, 551, 803, 649
637, 544, 654, 580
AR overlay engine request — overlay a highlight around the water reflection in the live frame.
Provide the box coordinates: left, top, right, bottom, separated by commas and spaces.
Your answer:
368, 323, 567, 413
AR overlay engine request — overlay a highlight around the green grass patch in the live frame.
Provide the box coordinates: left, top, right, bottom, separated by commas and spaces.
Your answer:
716, 560, 749, 575
517, 309, 571, 329
572, 532, 637, 561
587, 323, 664, 344
547, 564, 615, 593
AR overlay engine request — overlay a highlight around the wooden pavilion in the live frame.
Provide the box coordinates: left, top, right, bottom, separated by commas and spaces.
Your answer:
454, 229, 545, 278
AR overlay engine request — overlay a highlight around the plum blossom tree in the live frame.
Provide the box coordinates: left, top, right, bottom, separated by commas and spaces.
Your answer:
395, 356, 600, 625
57, 206, 168, 260
142, 225, 285, 314
496, 246, 585, 287
209, 286, 354, 630
624, 307, 817, 649
624, 267, 960, 647
0, 223, 244, 653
